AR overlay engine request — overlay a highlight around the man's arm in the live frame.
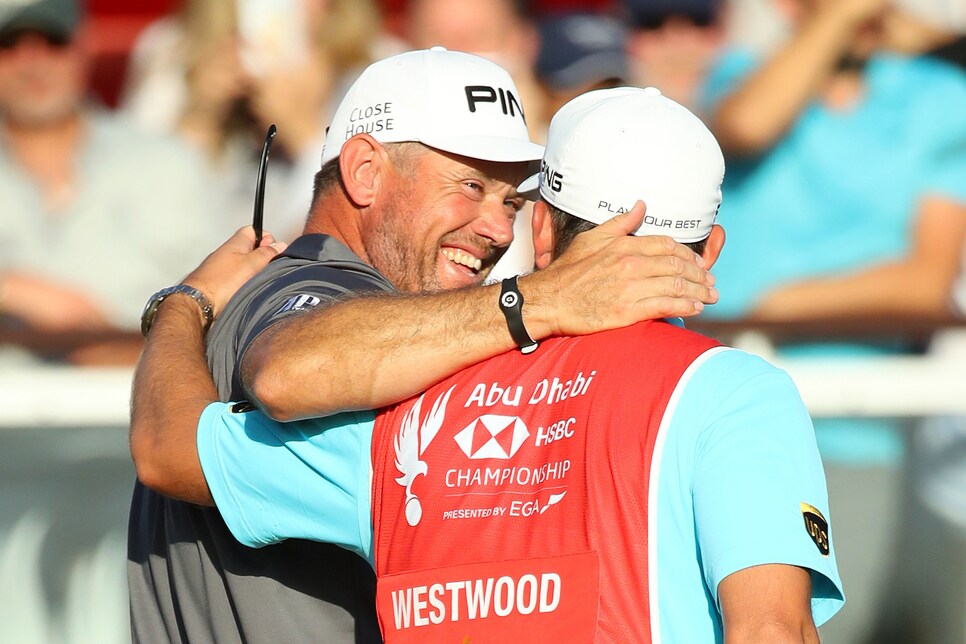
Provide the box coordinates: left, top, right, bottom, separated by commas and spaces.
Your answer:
710, 0, 887, 155
675, 350, 844, 632
244, 205, 720, 421
719, 564, 819, 644
750, 196, 966, 321
130, 227, 284, 504
193, 405, 374, 557
0, 272, 110, 331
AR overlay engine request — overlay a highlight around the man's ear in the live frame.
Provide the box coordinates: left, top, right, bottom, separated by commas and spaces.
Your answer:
531, 200, 555, 270
702, 224, 726, 269
338, 134, 386, 208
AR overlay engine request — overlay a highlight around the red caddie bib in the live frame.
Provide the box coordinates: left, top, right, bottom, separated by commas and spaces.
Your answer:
372, 320, 720, 643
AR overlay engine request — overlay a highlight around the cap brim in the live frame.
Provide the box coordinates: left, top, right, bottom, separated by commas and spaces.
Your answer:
423, 135, 544, 163
517, 172, 541, 201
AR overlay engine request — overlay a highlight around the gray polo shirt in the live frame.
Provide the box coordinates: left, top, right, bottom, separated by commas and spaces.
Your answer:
128, 235, 393, 644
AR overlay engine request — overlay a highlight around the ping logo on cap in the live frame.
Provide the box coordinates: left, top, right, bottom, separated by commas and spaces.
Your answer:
465, 85, 526, 123
801, 502, 830, 556
540, 160, 564, 192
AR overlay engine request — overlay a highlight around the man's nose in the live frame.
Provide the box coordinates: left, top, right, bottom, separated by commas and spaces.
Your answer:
474, 199, 515, 248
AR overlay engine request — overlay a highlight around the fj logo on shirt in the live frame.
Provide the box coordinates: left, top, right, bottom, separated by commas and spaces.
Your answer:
801, 502, 830, 556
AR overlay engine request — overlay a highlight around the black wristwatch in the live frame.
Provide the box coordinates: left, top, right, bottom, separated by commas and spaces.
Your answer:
499, 276, 538, 354
140, 284, 214, 337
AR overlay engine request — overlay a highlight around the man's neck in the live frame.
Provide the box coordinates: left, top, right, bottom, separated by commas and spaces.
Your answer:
3, 112, 85, 213
303, 199, 369, 264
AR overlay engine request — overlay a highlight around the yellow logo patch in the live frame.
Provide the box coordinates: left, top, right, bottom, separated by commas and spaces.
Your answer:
801, 503, 830, 557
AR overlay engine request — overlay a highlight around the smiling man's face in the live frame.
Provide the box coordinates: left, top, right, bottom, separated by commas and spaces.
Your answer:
363, 145, 530, 292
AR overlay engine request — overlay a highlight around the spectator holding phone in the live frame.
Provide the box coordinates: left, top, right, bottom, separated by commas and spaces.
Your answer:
121, 0, 381, 239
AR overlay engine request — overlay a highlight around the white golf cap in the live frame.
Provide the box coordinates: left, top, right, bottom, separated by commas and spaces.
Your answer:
519, 86, 724, 243
321, 47, 544, 164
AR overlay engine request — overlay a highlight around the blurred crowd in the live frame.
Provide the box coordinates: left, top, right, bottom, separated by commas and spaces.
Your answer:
1, 0, 962, 363
0, 0, 965, 642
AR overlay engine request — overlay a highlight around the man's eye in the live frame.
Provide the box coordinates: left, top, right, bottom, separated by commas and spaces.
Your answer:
464, 181, 483, 192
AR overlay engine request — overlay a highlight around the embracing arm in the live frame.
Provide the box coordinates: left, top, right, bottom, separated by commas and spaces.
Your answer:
719, 565, 819, 644
129, 227, 284, 504
751, 196, 966, 321
243, 206, 719, 421
130, 295, 217, 504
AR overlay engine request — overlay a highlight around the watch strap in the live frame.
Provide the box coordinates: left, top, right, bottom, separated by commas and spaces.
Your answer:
499, 276, 538, 354
141, 284, 214, 337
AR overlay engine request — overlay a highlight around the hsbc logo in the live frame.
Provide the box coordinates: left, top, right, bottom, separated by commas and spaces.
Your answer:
455, 415, 529, 460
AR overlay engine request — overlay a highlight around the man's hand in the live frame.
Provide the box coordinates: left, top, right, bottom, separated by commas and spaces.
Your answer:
522, 202, 717, 338
182, 226, 287, 319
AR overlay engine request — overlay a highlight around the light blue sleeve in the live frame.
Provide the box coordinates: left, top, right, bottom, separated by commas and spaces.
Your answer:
196, 402, 376, 564
684, 350, 845, 626
918, 59, 966, 204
